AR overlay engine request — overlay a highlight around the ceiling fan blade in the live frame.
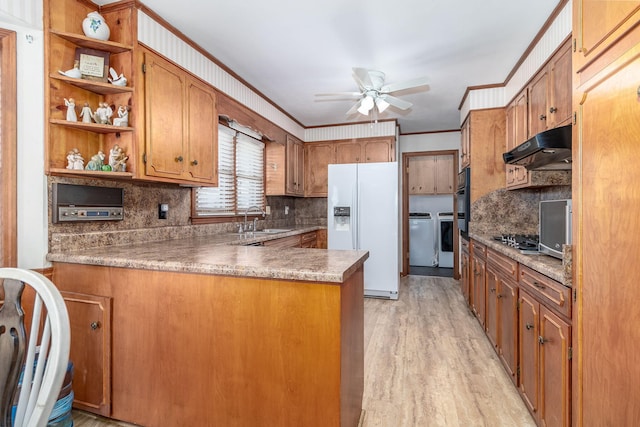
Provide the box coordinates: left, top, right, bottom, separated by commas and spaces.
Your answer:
381, 77, 429, 93
315, 92, 362, 97
346, 99, 363, 116
352, 67, 374, 90
380, 94, 413, 110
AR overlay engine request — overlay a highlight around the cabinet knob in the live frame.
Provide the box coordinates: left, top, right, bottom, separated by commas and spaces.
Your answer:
525, 323, 534, 330
539, 114, 546, 120
538, 336, 546, 345
175, 156, 184, 162
191, 159, 198, 166
549, 106, 558, 113
90, 321, 100, 330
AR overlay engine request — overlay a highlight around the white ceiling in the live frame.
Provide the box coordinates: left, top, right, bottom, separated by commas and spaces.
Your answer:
97, 0, 560, 134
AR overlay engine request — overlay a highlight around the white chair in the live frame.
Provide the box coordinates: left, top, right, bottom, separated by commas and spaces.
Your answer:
0, 268, 70, 427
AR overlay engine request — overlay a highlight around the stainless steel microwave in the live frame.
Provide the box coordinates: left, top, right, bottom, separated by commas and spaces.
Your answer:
539, 199, 572, 259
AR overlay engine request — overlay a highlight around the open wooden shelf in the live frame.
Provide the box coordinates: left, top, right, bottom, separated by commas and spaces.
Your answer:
50, 74, 133, 95
50, 119, 133, 134
49, 168, 134, 178
51, 29, 133, 53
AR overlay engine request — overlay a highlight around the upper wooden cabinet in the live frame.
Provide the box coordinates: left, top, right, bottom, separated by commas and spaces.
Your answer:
529, 39, 573, 135
44, 0, 137, 179
462, 108, 506, 203
460, 119, 470, 168
407, 155, 454, 195
335, 137, 395, 164
573, 0, 640, 75
286, 135, 305, 196
266, 134, 304, 197
140, 50, 218, 185
505, 40, 572, 190
304, 136, 395, 197
304, 142, 335, 197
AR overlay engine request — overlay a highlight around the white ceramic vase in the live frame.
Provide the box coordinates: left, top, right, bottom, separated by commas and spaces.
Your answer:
82, 12, 110, 41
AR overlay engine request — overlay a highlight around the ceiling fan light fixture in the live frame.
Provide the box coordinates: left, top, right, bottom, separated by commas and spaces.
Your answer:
357, 95, 375, 115
375, 97, 390, 113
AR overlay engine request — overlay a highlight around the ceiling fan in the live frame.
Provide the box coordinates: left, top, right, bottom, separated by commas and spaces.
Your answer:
317, 67, 429, 116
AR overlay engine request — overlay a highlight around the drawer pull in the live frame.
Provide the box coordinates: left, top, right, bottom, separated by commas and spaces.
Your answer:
526, 323, 534, 330
533, 281, 546, 290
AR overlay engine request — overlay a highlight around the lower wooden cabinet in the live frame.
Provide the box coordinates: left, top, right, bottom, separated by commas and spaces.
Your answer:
464, 240, 572, 426
60, 291, 112, 416
460, 238, 471, 305
299, 231, 317, 248
519, 288, 571, 427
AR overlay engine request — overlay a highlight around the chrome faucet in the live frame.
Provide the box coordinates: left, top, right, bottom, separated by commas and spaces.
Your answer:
244, 205, 266, 232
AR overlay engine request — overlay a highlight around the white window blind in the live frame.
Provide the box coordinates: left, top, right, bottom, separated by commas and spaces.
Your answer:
194, 124, 264, 216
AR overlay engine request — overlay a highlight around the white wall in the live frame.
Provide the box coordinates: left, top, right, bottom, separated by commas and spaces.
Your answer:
399, 131, 461, 156
1, 4, 48, 269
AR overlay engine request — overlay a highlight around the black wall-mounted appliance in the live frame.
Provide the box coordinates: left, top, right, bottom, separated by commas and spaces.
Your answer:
456, 167, 470, 236
503, 125, 572, 170
52, 183, 124, 223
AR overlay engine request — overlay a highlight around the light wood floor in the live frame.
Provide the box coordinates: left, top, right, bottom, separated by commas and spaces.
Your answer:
73, 275, 535, 427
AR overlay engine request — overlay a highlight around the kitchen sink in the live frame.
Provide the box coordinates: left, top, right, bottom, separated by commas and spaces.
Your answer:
259, 228, 292, 234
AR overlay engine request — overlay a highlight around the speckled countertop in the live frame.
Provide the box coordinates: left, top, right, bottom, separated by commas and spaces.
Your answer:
47, 227, 369, 284
469, 232, 570, 286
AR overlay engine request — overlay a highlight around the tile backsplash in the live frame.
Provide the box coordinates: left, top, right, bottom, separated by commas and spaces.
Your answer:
48, 177, 327, 251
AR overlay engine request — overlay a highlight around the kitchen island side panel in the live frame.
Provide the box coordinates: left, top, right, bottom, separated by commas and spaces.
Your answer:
52, 262, 364, 427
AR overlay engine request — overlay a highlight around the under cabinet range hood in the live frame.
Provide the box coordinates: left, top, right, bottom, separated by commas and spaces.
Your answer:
503, 125, 572, 170
52, 183, 124, 223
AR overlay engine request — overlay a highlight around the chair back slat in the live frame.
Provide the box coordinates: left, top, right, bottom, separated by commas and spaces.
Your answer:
0, 278, 26, 427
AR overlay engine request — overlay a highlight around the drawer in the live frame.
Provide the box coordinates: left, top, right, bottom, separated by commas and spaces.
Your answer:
519, 265, 571, 319
487, 248, 518, 280
300, 232, 317, 244
461, 238, 470, 253
470, 240, 487, 259
262, 234, 301, 248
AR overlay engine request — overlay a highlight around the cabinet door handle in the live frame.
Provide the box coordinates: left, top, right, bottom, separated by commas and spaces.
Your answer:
549, 106, 558, 113
191, 159, 198, 166
497, 294, 503, 299
539, 114, 547, 120
538, 336, 547, 345
90, 321, 101, 330
175, 156, 184, 162
526, 323, 534, 330
489, 288, 496, 293
533, 281, 546, 290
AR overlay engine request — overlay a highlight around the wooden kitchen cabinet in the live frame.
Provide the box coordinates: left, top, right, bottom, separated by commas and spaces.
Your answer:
44, 0, 136, 179
486, 248, 519, 385
470, 240, 487, 327
286, 135, 305, 195
299, 231, 318, 248
573, 3, 640, 424
262, 234, 302, 248
504, 39, 571, 190
335, 137, 394, 164
519, 288, 571, 427
460, 118, 470, 168
140, 49, 218, 185
408, 154, 454, 195
266, 134, 305, 197
460, 238, 471, 306
59, 291, 112, 416
304, 142, 334, 197
462, 108, 506, 203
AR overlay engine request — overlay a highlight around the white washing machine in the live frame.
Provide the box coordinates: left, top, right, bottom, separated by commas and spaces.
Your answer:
437, 212, 454, 268
409, 213, 438, 267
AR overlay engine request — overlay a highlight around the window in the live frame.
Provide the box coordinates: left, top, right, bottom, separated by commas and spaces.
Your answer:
193, 124, 264, 219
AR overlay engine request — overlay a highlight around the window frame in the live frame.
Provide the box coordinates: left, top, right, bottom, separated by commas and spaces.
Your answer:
191, 123, 266, 224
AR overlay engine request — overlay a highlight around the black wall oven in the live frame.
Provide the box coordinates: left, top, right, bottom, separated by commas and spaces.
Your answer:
456, 167, 470, 235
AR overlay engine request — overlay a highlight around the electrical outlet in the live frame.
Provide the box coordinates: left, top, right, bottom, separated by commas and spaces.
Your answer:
285, 206, 289, 215
265, 206, 271, 215
158, 203, 168, 219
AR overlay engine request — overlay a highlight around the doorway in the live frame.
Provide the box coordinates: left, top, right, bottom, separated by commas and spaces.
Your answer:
0, 29, 17, 266
402, 150, 458, 278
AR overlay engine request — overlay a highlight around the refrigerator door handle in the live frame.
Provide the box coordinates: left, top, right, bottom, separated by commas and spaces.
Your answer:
351, 183, 357, 250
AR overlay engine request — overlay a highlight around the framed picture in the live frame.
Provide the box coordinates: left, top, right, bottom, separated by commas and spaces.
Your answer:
75, 47, 110, 82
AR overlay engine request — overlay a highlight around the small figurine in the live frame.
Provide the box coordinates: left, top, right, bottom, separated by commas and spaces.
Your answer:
108, 144, 128, 172
64, 98, 77, 122
58, 66, 82, 79
66, 150, 75, 169
94, 102, 108, 124
80, 102, 93, 123
70, 148, 84, 170
113, 105, 129, 127
108, 67, 127, 86
85, 150, 105, 170
104, 103, 113, 125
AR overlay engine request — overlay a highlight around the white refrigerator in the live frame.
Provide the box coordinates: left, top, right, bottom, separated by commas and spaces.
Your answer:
328, 162, 399, 299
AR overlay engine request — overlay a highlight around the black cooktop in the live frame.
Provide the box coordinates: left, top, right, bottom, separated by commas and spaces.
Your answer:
493, 234, 539, 252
